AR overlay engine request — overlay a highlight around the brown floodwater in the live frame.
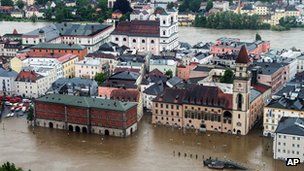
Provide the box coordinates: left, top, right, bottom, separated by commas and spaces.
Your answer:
0, 114, 303, 171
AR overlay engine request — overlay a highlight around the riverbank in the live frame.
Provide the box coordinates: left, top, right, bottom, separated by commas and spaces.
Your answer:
1, 21, 304, 50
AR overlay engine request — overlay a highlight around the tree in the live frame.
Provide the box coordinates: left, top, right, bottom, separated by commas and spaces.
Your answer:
1, 0, 14, 6
94, 72, 107, 85
27, 106, 34, 122
30, 14, 38, 23
165, 70, 173, 78
113, 0, 132, 14
16, 0, 25, 9
0, 162, 27, 171
189, 0, 201, 12
167, 2, 175, 10
119, 12, 130, 21
35, 0, 48, 6
220, 69, 234, 84
255, 33, 262, 41
206, 0, 213, 12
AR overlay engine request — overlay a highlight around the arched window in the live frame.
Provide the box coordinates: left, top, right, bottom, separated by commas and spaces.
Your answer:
151, 40, 155, 44
115, 37, 119, 41
142, 39, 145, 43
132, 39, 136, 43
237, 94, 243, 110
123, 38, 126, 41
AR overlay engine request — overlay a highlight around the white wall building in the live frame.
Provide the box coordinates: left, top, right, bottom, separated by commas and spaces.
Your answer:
273, 117, 304, 163
149, 57, 177, 76
75, 58, 107, 79
15, 70, 50, 98
0, 68, 18, 96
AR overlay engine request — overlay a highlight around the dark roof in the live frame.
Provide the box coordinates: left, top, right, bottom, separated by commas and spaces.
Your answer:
86, 52, 116, 59
112, 20, 160, 37
0, 68, 18, 78
275, 117, 304, 136
110, 71, 139, 80
36, 94, 136, 112
267, 97, 304, 110
235, 45, 251, 64
143, 81, 164, 95
154, 85, 232, 109
251, 62, 288, 75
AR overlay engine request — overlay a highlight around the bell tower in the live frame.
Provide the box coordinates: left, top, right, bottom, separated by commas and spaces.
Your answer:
232, 45, 251, 135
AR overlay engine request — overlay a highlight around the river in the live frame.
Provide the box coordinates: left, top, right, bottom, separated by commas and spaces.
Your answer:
1, 21, 304, 50
0, 114, 303, 171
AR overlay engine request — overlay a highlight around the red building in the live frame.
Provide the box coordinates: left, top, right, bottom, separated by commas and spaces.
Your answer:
35, 94, 138, 137
28, 43, 88, 60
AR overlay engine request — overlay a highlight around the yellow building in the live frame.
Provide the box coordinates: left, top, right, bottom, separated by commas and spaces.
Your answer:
59, 54, 79, 78
10, 54, 27, 73
178, 12, 196, 26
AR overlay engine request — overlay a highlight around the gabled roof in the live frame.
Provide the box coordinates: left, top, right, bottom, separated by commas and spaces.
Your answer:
32, 43, 85, 50
110, 89, 139, 102
15, 70, 43, 82
143, 81, 164, 95
235, 45, 251, 64
112, 20, 160, 37
0, 68, 18, 78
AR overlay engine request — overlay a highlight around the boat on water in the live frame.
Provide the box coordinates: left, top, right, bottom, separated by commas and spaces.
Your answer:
203, 158, 246, 170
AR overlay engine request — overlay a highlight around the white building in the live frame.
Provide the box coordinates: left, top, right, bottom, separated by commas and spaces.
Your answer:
22, 23, 114, 52
15, 70, 50, 98
263, 96, 304, 137
149, 57, 177, 76
273, 117, 304, 163
297, 55, 304, 72
111, 8, 178, 55
0, 68, 18, 96
75, 58, 108, 79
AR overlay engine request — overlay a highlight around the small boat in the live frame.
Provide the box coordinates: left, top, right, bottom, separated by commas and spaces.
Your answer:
15, 107, 21, 112
10, 107, 15, 111
203, 158, 246, 170
5, 101, 12, 106
21, 106, 26, 112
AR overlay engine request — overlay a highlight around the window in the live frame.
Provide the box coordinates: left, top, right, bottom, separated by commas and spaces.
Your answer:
115, 37, 119, 41
123, 38, 126, 41
151, 40, 155, 44
132, 39, 136, 43
142, 39, 145, 43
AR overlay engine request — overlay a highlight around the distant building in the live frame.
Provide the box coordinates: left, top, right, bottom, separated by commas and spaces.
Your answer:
273, 117, 304, 163
211, 37, 270, 58
34, 94, 138, 137
111, 8, 178, 55
0, 39, 22, 58
22, 23, 114, 52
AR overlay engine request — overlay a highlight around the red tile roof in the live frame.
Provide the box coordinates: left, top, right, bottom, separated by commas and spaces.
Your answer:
15, 70, 43, 82
112, 20, 160, 37
252, 83, 271, 93
110, 89, 139, 102
236, 45, 251, 64
148, 68, 164, 76
114, 67, 140, 73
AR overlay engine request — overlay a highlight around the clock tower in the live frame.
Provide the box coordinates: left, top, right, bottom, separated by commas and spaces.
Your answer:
232, 45, 251, 135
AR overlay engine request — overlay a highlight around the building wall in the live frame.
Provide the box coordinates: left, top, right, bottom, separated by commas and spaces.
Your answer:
273, 133, 304, 162
152, 102, 183, 127
15, 77, 49, 98
0, 76, 16, 95
263, 107, 304, 136
35, 100, 138, 137
10, 57, 23, 73
62, 57, 78, 78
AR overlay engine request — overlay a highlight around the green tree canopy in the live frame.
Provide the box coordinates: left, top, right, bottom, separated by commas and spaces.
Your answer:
94, 72, 107, 85
165, 70, 173, 78
1, 0, 14, 6
206, 0, 213, 12
27, 106, 34, 121
0, 162, 28, 171
255, 33, 262, 41
113, 0, 132, 14
16, 0, 25, 9
220, 69, 234, 84
189, 0, 202, 12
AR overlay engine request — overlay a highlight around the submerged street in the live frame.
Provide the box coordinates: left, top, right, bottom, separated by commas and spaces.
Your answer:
0, 114, 303, 171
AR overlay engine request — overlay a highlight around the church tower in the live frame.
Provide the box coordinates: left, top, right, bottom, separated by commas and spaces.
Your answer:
232, 45, 251, 135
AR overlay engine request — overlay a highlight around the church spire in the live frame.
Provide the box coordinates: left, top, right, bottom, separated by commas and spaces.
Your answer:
236, 45, 250, 64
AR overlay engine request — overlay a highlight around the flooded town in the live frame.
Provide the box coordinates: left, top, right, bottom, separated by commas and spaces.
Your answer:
1, 0, 304, 170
